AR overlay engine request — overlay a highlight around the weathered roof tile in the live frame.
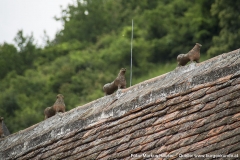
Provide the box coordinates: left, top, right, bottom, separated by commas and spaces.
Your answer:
189, 87, 210, 101
167, 101, 191, 114
141, 140, 158, 152
201, 101, 217, 111
191, 117, 207, 129
154, 111, 180, 125
228, 142, 240, 155
231, 77, 240, 85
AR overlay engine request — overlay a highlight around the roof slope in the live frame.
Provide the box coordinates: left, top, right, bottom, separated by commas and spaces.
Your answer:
1, 49, 240, 159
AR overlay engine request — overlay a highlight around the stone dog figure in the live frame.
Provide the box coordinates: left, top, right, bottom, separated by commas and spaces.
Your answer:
44, 94, 66, 119
177, 43, 202, 67
0, 117, 10, 138
0, 117, 5, 138
103, 68, 127, 95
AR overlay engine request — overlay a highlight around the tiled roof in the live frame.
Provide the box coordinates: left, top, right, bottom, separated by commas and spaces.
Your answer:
1, 49, 240, 160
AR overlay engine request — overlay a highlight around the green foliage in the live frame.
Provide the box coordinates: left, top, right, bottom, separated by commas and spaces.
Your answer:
0, 0, 239, 133
14, 30, 38, 71
207, 0, 240, 57
0, 43, 18, 79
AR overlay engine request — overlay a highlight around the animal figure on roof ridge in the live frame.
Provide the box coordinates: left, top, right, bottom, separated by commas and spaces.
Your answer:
103, 68, 127, 96
177, 43, 202, 67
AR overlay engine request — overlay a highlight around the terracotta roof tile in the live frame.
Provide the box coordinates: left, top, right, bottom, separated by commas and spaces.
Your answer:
189, 87, 210, 101
191, 117, 207, 129
128, 145, 143, 156
152, 108, 168, 119
231, 77, 240, 85
82, 151, 101, 160
190, 98, 202, 106
167, 101, 191, 114
178, 134, 199, 149
207, 126, 225, 137
201, 101, 217, 111
164, 119, 180, 129
168, 145, 191, 158
141, 140, 158, 153
232, 112, 240, 120
153, 111, 180, 125
156, 145, 168, 154
189, 138, 208, 152
228, 142, 240, 155
229, 97, 240, 107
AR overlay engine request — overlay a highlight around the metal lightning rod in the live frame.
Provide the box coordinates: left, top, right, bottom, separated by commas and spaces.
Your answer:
130, 19, 134, 87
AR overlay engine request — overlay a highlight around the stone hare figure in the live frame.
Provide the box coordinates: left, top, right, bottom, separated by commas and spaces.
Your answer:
44, 94, 66, 119
103, 68, 127, 95
0, 117, 10, 138
177, 43, 202, 67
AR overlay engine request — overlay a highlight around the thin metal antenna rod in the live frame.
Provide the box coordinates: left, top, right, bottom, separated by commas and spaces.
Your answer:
130, 19, 134, 87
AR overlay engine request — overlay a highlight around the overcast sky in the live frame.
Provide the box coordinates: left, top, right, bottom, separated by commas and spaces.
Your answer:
0, 0, 74, 46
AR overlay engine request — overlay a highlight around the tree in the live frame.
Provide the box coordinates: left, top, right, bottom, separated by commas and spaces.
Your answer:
14, 30, 38, 72
207, 0, 240, 57
0, 43, 18, 79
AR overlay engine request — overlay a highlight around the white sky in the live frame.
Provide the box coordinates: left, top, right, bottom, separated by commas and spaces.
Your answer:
0, 0, 74, 46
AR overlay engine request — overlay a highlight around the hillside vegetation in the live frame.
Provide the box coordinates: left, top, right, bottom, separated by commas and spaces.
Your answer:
0, 0, 239, 133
